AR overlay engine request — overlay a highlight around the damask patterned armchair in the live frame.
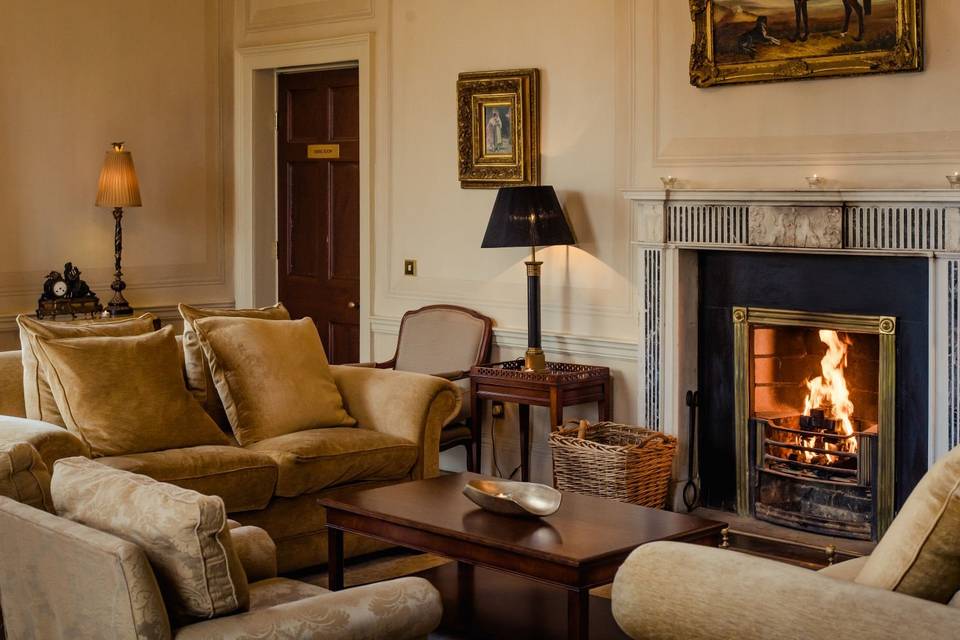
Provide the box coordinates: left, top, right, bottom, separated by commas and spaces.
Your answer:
0, 443, 442, 640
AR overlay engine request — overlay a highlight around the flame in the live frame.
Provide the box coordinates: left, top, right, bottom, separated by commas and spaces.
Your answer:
802, 330, 857, 453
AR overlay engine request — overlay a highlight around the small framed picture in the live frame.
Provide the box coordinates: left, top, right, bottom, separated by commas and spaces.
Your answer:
457, 68, 539, 189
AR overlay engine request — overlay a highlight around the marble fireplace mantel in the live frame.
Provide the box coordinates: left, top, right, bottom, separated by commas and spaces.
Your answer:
623, 188, 960, 508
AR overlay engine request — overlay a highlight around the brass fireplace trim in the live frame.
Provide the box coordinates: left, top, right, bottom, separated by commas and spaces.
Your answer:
732, 306, 897, 537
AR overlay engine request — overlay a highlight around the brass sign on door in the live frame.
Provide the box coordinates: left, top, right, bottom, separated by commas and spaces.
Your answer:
307, 144, 340, 159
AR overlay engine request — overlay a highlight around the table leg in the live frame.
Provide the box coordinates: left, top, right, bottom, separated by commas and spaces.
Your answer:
600, 376, 613, 422
549, 387, 563, 431
471, 381, 482, 473
518, 403, 531, 482
567, 588, 590, 640
457, 562, 474, 623
327, 527, 344, 591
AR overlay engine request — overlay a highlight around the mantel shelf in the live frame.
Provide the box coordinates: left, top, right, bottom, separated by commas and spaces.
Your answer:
622, 188, 960, 205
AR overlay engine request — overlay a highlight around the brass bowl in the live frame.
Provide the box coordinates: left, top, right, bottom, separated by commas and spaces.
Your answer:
462, 479, 562, 518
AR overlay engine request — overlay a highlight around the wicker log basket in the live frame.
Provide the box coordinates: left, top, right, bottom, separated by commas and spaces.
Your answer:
549, 420, 677, 509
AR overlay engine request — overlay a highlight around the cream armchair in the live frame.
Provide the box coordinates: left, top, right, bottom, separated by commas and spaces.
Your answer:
0, 494, 443, 639
611, 442, 960, 639
611, 541, 960, 640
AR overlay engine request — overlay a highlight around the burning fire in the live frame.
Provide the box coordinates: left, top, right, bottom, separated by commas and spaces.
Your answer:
802, 330, 857, 454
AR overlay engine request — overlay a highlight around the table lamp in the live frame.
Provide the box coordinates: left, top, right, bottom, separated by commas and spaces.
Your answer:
95, 142, 141, 316
481, 186, 575, 372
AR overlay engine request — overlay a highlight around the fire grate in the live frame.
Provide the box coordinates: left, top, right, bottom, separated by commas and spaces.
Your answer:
750, 414, 878, 540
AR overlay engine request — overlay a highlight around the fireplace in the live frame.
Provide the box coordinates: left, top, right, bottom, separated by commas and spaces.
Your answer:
627, 189, 957, 546
733, 307, 895, 540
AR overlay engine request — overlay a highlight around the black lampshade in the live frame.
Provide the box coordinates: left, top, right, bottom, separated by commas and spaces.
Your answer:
481, 186, 576, 249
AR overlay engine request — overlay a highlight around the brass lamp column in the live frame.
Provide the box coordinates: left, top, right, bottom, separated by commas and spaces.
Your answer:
481, 186, 575, 373
95, 142, 142, 316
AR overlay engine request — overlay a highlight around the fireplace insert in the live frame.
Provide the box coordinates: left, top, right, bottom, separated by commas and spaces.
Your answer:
733, 308, 894, 540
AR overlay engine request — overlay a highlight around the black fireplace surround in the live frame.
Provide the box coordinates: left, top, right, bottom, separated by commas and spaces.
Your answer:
698, 251, 928, 514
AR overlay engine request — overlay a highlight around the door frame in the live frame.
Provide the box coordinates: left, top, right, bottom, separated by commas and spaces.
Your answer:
234, 34, 373, 360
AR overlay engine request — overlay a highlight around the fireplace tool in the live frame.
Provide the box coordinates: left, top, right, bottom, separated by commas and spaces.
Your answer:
682, 390, 700, 512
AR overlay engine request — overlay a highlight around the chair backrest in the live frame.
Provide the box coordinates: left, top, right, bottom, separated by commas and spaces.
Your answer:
393, 305, 493, 375
0, 496, 172, 640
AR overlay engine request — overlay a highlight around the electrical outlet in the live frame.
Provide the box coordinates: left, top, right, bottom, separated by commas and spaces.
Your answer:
403, 259, 417, 276
490, 401, 505, 418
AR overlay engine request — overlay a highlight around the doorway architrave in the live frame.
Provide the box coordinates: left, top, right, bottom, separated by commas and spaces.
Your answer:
234, 34, 373, 360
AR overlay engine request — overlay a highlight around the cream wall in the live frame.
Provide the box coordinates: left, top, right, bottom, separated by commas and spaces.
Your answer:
0, 0, 233, 349
5, 0, 957, 481
231, 0, 960, 481
635, 0, 960, 189
233, 0, 636, 481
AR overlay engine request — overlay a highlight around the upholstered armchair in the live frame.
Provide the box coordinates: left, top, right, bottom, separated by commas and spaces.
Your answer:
0, 496, 442, 639
610, 443, 960, 639
0, 447, 444, 640
356, 305, 492, 471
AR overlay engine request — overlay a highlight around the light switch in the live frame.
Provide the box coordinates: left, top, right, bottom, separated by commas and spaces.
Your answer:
404, 259, 417, 276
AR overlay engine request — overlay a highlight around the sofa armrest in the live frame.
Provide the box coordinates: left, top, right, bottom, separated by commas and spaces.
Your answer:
431, 369, 468, 381
330, 366, 460, 479
0, 416, 89, 470
174, 577, 441, 640
612, 542, 960, 640
229, 525, 277, 582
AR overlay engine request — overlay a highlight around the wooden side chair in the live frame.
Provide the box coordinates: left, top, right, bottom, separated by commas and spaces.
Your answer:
362, 305, 492, 471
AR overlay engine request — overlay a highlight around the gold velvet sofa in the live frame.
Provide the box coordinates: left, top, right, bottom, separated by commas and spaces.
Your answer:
0, 342, 460, 574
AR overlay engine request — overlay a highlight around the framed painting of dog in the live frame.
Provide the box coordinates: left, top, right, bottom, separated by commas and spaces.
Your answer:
689, 0, 923, 87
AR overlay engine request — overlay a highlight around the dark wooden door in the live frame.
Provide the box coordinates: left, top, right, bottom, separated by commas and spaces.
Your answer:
277, 68, 360, 364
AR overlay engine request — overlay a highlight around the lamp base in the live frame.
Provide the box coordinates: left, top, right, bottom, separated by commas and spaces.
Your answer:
107, 298, 133, 317
524, 348, 547, 373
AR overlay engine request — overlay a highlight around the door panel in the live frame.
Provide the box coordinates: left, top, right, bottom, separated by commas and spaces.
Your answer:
328, 162, 360, 281
277, 68, 360, 364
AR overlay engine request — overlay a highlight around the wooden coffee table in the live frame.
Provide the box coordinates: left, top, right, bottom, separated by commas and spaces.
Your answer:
320, 473, 726, 640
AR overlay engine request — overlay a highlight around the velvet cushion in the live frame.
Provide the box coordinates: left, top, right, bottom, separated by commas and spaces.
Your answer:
51, 456, 249, 622
34, 325, 230, 457
192, 316, 355, 446
16, 313, 156, 426
97, 445, 278, 512
245, 427, 417, 497
855, 444, 960, 602
0, 350, 26, 418
179, 303, 290, 427
0, 441, 53, 512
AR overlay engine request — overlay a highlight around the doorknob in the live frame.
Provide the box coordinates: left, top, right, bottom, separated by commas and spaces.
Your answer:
347, 301, 357, 309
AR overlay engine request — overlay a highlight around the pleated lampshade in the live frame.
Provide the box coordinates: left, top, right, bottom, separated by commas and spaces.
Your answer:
95, 142, 142, 207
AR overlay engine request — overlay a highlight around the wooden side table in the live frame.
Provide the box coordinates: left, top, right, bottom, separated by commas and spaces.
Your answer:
469, 360, 613, 482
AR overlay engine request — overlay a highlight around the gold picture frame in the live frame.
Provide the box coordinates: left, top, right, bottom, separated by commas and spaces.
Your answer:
689, 0, 923, 88
457, 68, 539, 189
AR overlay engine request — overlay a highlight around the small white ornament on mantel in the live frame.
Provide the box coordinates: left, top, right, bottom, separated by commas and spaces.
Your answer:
805, 174, 825, 189
660, 176, 678, 190
947, 172, 960, 189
